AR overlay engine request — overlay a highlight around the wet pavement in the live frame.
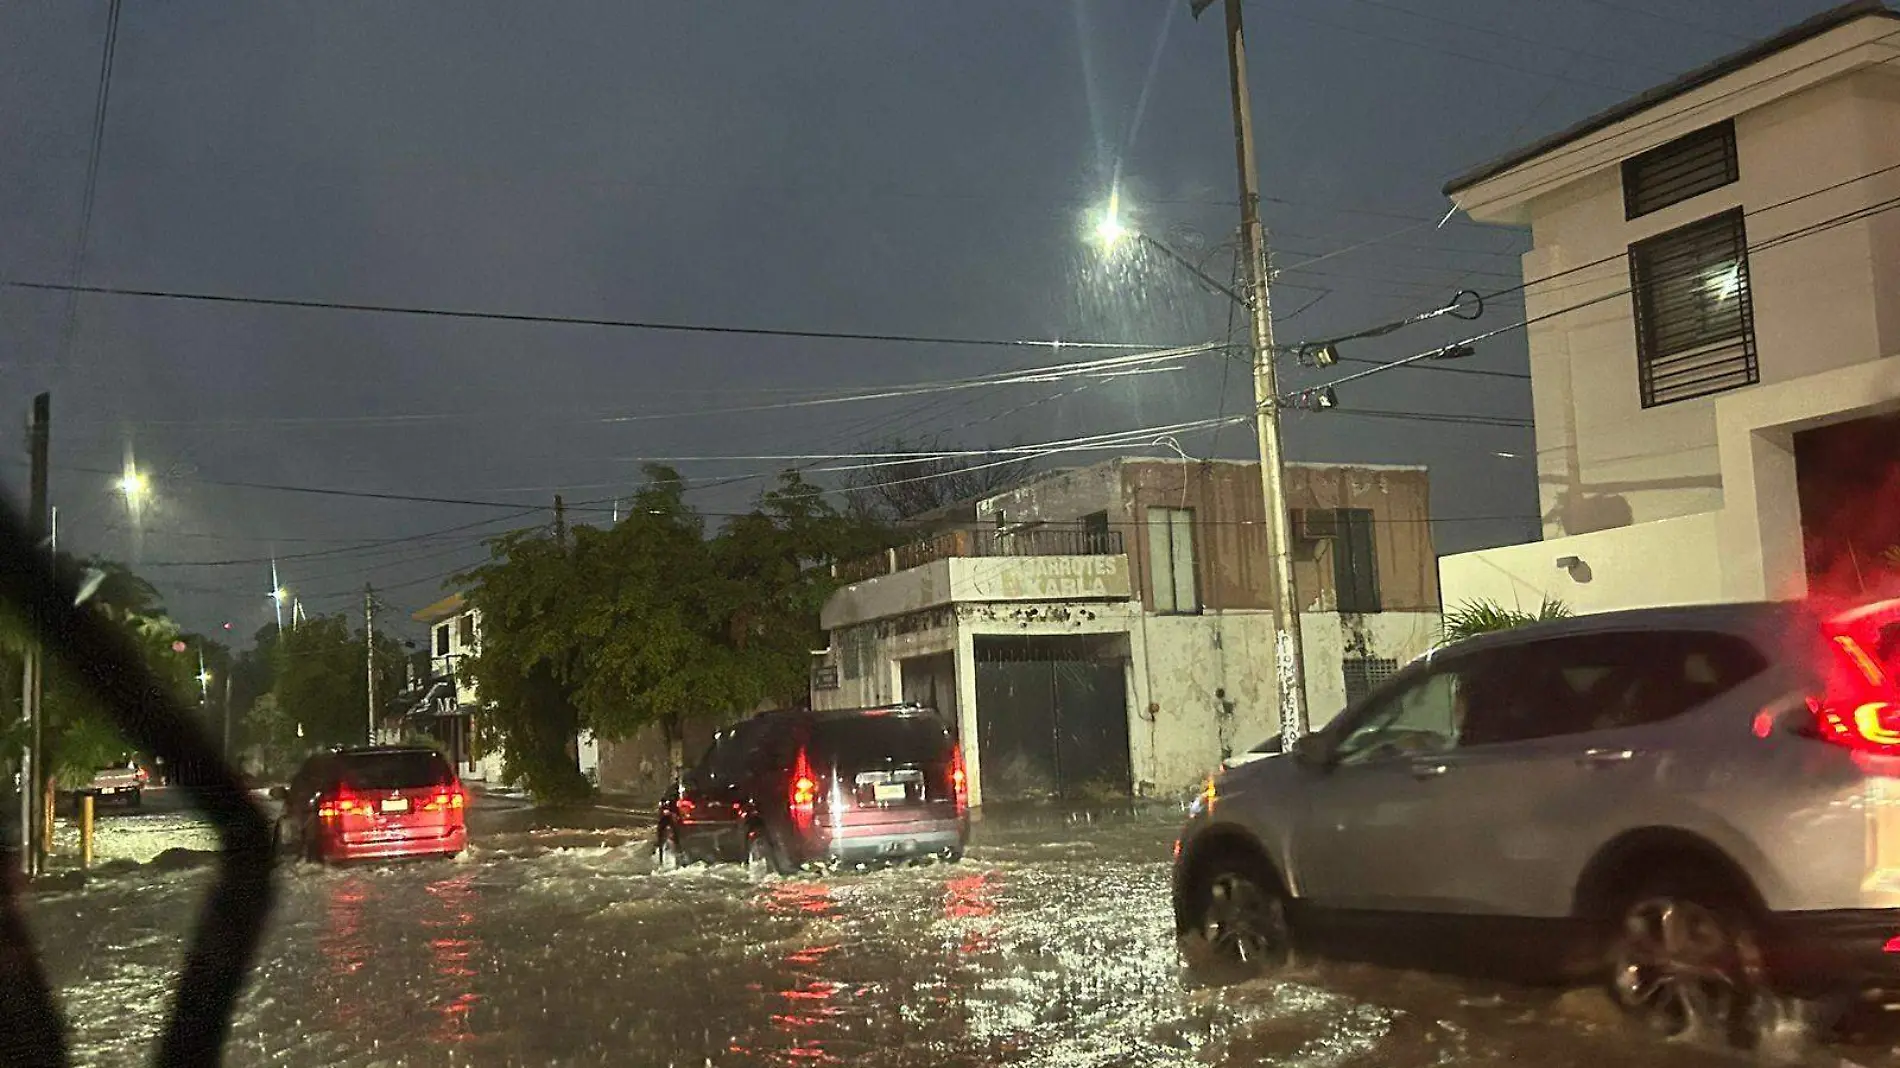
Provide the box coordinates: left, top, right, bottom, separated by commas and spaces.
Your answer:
18, 797, 1900, 1067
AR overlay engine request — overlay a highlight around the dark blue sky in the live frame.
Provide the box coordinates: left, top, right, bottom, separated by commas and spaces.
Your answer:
0, 0, 1833, 639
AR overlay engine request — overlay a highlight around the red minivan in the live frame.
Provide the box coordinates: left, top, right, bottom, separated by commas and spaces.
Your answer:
275, 746, 467, 863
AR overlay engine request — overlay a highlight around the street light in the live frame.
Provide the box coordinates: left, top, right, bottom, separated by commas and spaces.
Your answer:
116, 468, 148, 502
1088, 197, 1255, 310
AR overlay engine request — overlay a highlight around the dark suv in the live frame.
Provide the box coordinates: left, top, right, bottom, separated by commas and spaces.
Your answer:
655, 704, 968, 875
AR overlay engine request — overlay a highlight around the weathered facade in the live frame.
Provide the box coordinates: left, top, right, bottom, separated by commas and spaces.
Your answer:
1439, 3, 1900, 614
815, 458, 1441, 805
410, 594, 508, 782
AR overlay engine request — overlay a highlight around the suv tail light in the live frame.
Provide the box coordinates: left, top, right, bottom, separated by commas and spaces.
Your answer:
422, 786, 467, 814
317, 787, 365, 820
1810, 629, 1900, 754
950, 746, 968, 815
790, 748, 817, 829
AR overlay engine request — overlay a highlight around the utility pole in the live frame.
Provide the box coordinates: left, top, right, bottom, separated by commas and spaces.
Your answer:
1202, 0, 1310, 740
364, 584, 376, 746
18, 394, 50, 876
223, 674, 233, 762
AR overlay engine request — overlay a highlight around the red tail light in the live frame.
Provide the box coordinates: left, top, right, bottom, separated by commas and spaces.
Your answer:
1811, 629, 1900, 755
135, 767, 149, 784
950, 747, 969, 815
317, 786, 365, 820
790, 749, 817, 829
422, 786, 467, 813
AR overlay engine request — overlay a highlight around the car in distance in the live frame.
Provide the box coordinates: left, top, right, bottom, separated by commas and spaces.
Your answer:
1172, 598, 1900, 1045
273, 745, 467, 863
77, 759, 147, 809
655, 703, 968, 876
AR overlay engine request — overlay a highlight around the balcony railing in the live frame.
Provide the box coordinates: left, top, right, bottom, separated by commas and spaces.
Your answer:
836, 526, 1124, 582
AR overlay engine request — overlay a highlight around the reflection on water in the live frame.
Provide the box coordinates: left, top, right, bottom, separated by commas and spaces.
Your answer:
314, 866, 483, 1048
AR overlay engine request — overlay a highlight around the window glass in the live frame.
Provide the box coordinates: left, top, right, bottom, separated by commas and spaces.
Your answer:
1147, 507, 1199, 613
1333, 669, 1463, 765
1457, 631, 1769, 746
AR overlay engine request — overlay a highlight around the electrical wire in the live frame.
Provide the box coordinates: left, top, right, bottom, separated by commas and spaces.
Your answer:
1287, 180, 1900, 403
0, 278, 1159, 353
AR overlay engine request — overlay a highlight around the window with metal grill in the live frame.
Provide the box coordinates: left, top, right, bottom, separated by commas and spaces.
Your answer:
1342, 656, 1399, 706
1629, 208, 1757, 407
1622, 120, 1737, 220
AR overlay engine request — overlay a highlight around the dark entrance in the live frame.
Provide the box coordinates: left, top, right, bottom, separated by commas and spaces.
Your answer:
1796, 411, 1900, 601
973, 635, 1131, 801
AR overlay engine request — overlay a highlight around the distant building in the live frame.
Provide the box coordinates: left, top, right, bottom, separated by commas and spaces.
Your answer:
813, 457, 1443, 804
409, 594, 502, 781
1439, 2, 1900, 613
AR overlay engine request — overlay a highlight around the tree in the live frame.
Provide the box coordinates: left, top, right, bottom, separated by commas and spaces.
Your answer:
0, 555, 200, 787
1441, 597, 1574, 644
268, 614, 406, 754
842, 434, 1029, 522
462, 467, 883, 800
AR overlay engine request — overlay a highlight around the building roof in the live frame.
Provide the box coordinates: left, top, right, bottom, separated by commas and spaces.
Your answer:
412, 592, 467, 625
1443, 1, 1898, 196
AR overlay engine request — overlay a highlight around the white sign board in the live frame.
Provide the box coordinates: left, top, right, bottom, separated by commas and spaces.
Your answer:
968, 556, 1132, 602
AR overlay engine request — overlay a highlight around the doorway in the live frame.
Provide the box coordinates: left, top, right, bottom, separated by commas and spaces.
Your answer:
1795, 411, 1900, 600
972, 635, 1131, 801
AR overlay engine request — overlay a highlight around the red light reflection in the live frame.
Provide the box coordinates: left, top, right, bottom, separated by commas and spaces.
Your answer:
944, 870, 999, 955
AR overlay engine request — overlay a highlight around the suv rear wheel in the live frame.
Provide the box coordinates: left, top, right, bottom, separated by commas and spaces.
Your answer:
1178, 850, 1293, 984
744, 824, 792, 880
1604, 872, 1766, 1047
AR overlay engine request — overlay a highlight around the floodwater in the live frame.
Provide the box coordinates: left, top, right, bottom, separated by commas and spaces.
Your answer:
18, 800, 1895, 1067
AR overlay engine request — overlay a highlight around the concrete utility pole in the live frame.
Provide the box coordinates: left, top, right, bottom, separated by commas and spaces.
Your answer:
18, 393, 50, 876
1199, 0, 1311, 740
364, 584, 376, 745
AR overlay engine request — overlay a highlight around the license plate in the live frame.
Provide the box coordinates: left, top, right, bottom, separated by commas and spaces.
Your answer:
873, 783, 907, 802
379, 798, 410, 813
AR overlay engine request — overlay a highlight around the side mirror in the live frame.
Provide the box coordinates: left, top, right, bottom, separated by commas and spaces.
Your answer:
1292, 733, 1332, 768
267, 786, 288, 801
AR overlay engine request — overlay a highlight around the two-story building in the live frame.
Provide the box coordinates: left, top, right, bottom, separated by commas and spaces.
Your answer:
409, 594, 504, 781
1439, 1, 1900, 614
410, 592, 599, 786
814, 457, 1443, 805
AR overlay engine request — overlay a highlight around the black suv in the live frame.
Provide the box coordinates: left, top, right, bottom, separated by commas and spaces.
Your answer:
655, 704, 968, 875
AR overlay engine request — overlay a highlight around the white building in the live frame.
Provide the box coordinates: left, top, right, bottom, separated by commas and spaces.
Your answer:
1439, 1, 1900, 614
814, 458, 1444, 805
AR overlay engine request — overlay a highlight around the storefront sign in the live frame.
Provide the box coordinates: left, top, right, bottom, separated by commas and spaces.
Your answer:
975, 555, 1131, 601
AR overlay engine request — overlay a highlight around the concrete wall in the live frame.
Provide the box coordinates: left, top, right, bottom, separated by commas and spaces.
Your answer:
970, 458, 1437, 616
822, 557, 1131, 631
1440, 511, 1727, 615
817, 600, 1441, 802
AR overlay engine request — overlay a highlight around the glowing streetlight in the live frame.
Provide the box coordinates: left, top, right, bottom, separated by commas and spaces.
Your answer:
116, 468, 149, 501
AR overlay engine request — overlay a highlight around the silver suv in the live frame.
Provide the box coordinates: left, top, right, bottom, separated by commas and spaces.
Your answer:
1172, 598, 1900, 1043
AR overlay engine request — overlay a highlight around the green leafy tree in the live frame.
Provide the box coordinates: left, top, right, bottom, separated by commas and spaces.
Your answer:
0, 556, 201, 786
462, 467, 883, 801
1441, 597, 1574, 644
269, 614, 407, 754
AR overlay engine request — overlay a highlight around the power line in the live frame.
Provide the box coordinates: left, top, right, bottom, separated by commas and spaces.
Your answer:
0, 278, 1157, 353
1304, 153, 1900, 374
1290, 180, 1900, 402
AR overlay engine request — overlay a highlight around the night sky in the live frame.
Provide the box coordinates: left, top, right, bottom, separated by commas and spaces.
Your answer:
0, 0, 1835, 641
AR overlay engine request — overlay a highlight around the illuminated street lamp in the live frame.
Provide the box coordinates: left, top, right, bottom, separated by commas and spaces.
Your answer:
116, 468, 149, 502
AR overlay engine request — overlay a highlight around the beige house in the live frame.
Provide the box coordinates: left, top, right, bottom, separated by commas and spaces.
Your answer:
1439, 1, 1900, 615
815, 458, 1442, 805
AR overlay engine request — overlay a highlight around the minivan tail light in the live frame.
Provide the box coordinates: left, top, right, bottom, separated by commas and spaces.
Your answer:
950, 746, 969, 815
422, 786, 467, 813
318, 787, 364, 820
1811, 631, 1900, 755
790, 748, 817, 829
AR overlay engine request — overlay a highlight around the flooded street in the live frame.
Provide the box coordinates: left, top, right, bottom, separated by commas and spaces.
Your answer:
18, 799, 1886, 1067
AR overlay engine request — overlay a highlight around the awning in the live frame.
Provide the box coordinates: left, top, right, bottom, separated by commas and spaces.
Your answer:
404, 681, 472, 719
